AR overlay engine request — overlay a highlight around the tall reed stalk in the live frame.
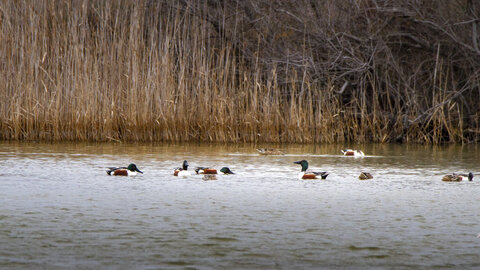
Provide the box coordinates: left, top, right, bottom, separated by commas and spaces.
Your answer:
0, 0, 479, 143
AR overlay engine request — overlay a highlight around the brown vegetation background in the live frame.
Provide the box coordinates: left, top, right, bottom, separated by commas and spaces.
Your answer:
1, 0, 479, 143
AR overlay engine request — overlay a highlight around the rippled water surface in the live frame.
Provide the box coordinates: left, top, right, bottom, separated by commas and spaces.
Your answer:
1, 142, 479, 269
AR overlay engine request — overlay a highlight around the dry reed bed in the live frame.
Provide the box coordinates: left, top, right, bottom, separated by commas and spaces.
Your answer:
0, 1, 479, 143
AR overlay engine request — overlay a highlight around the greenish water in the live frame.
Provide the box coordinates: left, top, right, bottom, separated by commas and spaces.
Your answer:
0, 142, 479, 269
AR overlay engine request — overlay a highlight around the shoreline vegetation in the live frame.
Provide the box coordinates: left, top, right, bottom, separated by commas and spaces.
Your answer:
1, 1, 479, 144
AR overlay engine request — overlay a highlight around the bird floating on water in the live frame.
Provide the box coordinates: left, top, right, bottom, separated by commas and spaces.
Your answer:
107, 163, 143, 176
174, 160, 191, 177
359, 172, 373, 180
341, 149, 365, 157
256, 148, 284, 155
294, 160, 329, 180
442, 172, 473, 182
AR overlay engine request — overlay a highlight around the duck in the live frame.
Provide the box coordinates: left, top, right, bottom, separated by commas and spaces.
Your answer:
341, 149, 365, 157
174, 160, 191, 177
294, 160, 329, 180
442, 174, 463, 182
203, 174, 217, 181
220, 167, 235, 174
256, 148, 284, 155
195, 167, 218, 174
107, 163, 143, 176
442, 172, 474, 182
359, 172, 373, 180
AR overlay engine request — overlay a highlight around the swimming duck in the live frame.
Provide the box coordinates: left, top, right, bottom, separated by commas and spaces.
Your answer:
203, 174, 217, 181
442, 174, 463, 182
294, 160, 329, 180
195, 167, 218, 174
256, 148, 284, 155
174, 160, 191, 177
341, 149, 365, 157
220, 167, 235, 175
359, 172, 373, 180
107, 163, 143, 176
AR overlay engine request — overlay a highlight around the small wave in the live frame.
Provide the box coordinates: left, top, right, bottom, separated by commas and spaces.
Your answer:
207, 236, 239, 242
348, 245, 381, 251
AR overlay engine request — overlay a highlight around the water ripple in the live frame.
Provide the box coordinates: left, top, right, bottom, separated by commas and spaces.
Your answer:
1, 142, 479, 268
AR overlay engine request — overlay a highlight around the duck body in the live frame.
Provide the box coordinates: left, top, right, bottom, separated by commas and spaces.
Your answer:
256, 148, 284, 155
174, 160, 191, 177
341, 149, 365, 157
442, 174, 462, 182
359, 172, 373, 180
176, 170, 191, 177
294, 160, 329, 180
297, 171, 329, 180
107, 163, 143, 176
195, 167, 218, 174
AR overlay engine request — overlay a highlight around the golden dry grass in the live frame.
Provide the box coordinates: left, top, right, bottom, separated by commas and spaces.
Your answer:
0, 1, 478, 143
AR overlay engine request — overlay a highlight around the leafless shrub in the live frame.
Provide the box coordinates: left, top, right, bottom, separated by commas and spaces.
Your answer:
0, 0, 478, 143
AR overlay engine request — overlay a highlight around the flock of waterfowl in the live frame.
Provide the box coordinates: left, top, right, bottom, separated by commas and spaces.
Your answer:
106, 159, 235, 181
171, 160, 235, 180
106, 148, 475, 182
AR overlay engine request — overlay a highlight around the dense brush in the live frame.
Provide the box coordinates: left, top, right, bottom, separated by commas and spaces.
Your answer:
0, 1, 479, 143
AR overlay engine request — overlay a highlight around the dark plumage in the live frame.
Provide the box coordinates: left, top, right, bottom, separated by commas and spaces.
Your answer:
220, 167, 235, 175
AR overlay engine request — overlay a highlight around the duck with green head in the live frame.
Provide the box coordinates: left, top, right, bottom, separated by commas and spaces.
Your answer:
107, 163, 143, 176
174, 160, 191, 177
294, 160, 328, 180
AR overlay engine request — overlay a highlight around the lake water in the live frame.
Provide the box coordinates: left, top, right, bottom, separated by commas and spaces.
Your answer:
0, 142, 479, 269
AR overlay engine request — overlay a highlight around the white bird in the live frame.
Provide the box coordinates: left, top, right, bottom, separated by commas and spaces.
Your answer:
341, 149, 365, 157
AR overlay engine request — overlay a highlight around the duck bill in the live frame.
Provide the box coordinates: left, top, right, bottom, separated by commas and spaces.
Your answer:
136, 169, 143, 174
294, 161, 302, 164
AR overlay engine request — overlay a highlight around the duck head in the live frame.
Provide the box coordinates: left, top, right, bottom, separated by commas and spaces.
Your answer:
294, 160, 309, 172
220, 167, 235, 174
127, 163, 143, 174
182, 160, 189, 170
